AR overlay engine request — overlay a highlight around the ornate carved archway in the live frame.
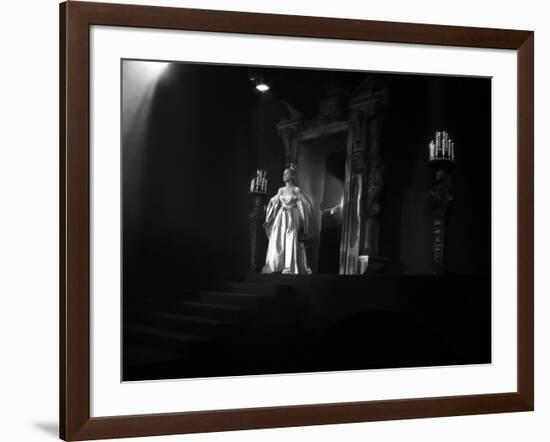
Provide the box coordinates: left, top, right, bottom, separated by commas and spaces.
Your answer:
277, 76, 389, 275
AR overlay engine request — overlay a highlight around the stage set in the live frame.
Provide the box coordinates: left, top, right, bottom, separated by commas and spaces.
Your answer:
121, 60, 492, 381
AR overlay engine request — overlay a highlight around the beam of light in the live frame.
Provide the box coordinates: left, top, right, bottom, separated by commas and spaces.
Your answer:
121, 60, 171, 225
255, 82, 270, 93
139, 60, 169, 82
122, 61, 170, 139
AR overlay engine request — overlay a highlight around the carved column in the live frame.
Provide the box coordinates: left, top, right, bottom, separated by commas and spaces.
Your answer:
349, 77, 389, 274
248, 192, 267, 272
363, 115, 384, 256
338, 107, 366, 275
429, 163, 454, 275
428, 131, 455, 275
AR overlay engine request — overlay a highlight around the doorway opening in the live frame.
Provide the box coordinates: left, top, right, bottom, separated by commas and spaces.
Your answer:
298, 132, 347, 273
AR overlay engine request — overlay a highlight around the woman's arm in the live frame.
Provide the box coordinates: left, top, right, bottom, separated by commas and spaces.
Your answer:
295, 187, 312, 239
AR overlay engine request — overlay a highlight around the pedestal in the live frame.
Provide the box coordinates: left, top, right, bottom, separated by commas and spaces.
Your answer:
429, 159, 454, 275
248, 191, 267, 272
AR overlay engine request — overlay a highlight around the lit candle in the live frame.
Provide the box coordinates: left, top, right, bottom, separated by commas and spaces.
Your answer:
429, 141, 435, 161
250, 178, 254, 192
436, 131, 441, 158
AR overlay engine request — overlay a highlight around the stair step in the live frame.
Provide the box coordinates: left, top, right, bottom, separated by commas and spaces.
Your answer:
123, 341, 183, 367
144, 298, 253, 322
128, 310, 238, 335
216, 282, 279, 296
180, 290, 276, 308
124, 323, 211, 352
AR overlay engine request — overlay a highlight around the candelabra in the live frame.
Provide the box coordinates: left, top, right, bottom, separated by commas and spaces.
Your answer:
248, 170, 268, 271
429, 130, 455, 162
249, 169, 268, 194
428, 131, 455, 275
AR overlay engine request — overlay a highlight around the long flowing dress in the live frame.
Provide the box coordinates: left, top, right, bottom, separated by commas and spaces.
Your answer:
262, 186, 312, 275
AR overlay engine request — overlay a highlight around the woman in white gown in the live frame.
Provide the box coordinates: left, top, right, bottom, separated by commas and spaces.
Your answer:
262, 166, 313, 274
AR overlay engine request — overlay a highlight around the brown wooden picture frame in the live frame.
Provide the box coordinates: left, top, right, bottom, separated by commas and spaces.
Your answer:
60, 1, 534, 440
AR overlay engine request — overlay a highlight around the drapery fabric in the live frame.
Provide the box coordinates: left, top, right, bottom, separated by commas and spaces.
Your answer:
262, 186, 312, 275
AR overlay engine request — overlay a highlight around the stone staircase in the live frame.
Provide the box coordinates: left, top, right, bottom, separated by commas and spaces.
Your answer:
123, 280, 297, 380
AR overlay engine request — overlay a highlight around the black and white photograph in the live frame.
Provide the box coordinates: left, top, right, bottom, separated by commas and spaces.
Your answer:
122, 60, 492, 382
1, 0, 543, 440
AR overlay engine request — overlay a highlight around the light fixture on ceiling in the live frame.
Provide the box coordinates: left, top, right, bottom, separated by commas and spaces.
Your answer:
249, 69, 270, 93
255, 82, 270, 93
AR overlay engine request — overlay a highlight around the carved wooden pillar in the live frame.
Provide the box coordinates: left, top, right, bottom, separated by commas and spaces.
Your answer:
363, 115, 385, 256
429, 162, 454, 275
338, 107, 366, 275
349, 77, 389, 274
428, 131, 455, 275
248, 192, 267, 272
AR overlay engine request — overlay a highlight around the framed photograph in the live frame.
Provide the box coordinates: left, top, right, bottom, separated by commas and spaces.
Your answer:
60, 1, 533, 440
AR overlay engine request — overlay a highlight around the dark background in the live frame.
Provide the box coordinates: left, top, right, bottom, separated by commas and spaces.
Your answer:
121, 60, 492, 381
